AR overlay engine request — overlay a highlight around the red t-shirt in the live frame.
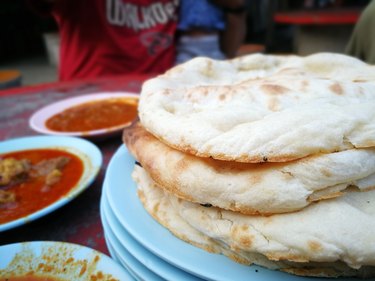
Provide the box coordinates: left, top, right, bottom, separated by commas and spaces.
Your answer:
51, 0, 178, 81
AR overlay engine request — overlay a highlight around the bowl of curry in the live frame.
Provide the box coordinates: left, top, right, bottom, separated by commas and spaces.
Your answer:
0, 136, 102, 232
0, 241, 132, 281
29, 92, 139, 139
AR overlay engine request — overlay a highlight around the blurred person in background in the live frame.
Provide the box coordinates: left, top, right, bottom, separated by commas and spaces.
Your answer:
345, 0, 375, 64
175, 0, 248, 64
28, 0, 179, 81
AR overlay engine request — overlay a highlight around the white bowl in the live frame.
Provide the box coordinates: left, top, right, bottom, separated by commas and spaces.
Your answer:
29, 92, 139, 139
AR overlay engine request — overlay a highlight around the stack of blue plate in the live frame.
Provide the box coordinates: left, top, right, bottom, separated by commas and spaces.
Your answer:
100, 146, 351, 281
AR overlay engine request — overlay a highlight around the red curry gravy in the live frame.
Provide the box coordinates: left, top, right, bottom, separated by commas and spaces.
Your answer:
0, 149, 83, 224
45, 97, 138, 132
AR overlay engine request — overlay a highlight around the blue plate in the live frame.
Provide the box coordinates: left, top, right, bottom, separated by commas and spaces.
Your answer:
0, 135, 102, 232
104, 232, 137, 281
101, 184, 201, 281
105, 146, 357, 281
101, 194, 163, 281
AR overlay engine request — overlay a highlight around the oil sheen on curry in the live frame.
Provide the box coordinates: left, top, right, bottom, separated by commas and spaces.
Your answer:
0, 149, 83, 224
45, 97, 138, 132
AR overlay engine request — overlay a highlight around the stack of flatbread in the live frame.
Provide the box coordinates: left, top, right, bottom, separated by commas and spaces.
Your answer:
123, 53, 375, 278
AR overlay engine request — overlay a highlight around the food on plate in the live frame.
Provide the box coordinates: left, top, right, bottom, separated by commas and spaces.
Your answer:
0, 149, 83, 224
0, 241, 124, 281
133, 165, 375, 278
0, 275, 65, 281
0, 158, 30, 186
123, 52, 375, 278
0, 190, 16, 204
46, 97, 138, 132
123, 121, 375, 215
138, 53, 375, 163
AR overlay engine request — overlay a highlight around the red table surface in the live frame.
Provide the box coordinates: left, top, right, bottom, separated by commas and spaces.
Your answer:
0, 74, 152, 256
274, 8, 361, 25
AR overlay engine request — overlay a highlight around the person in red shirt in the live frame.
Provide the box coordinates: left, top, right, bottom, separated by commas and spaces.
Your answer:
29, 0, 179, 81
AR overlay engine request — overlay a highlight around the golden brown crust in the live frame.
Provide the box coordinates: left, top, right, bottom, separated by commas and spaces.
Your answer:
124, 121, 312, 164
134, 167, 375, 278
123, 121, 375, 215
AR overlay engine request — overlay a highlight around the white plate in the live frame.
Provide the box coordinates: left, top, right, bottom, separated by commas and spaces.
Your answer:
105, 145, 358, 281
101, 196, 163, 281
29, 92, 139, 139
0, 241, 133, 280
101, 185, 200, 281
0, 135, 102, 232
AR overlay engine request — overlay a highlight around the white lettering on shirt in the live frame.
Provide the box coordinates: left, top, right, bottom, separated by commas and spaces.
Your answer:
106, 0, 178, 31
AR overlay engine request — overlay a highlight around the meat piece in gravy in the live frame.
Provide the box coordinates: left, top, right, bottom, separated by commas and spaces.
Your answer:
0, 158, 31, 186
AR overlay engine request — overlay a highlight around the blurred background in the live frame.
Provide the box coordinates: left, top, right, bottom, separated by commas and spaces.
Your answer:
0, 0, 370, 87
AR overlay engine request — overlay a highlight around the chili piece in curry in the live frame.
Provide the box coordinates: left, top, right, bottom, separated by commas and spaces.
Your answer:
0, 149, 83, 224
45, 97, 138, 132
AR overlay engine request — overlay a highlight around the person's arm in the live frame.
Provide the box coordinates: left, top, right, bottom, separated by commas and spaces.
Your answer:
220, 9, 247, 58
211, 0, 248, 58
212, 0, 247, 11
345, 0, 375, 64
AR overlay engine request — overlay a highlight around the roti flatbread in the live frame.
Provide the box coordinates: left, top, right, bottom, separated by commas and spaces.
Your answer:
139, 53, 375, 163
124, 122, 375, 215
133, 166, 375, 278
